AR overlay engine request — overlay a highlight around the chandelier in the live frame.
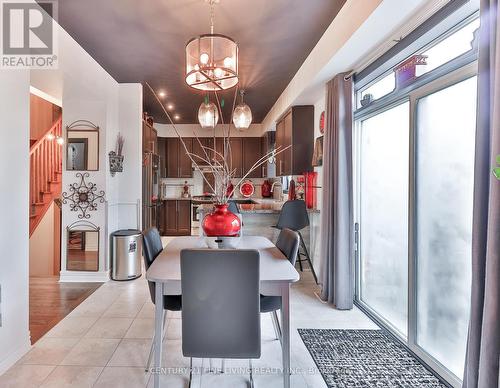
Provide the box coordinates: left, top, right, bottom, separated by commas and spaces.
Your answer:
232, 90, 252, 130
185, 0, 238, 91
198, 99, 219, 128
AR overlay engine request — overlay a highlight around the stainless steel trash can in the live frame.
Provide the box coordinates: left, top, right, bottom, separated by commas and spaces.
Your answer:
111, 229, 142, 281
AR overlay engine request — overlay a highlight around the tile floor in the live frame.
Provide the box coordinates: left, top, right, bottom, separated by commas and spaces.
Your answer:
1, 242, 378, 388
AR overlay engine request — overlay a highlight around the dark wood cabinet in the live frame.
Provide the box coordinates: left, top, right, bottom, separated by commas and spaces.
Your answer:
160, 200, 191, 236
243, 137, 262, 178
164, 138, 193, 178
261, 134, 269, 178
159, 135, 269, 180
229, 137, 243, 177
275, 106, 314, 176
158, 137, 166, 177
192, 137, 214, 164
143, 121, 158, 153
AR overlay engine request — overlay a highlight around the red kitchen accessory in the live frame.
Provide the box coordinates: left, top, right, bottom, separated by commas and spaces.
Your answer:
226, 181, 234, 198
240, 180, 254, 197
304, 172, 318, 209
288, 179, 296, 200
261, 180, 272, 198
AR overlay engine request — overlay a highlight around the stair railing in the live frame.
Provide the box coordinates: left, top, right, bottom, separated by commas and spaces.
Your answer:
29, 116, 63, 210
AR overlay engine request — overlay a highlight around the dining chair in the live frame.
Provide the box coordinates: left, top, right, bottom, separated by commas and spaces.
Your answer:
180, 248, 261, 388
142, 227, 182, 372
260, 228, 300, 345
273, 199, 318, 283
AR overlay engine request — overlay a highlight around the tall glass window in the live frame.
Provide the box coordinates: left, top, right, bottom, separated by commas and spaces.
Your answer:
359, 102, 409, 336
354, 10, 479, 386
415, 76, 476, 377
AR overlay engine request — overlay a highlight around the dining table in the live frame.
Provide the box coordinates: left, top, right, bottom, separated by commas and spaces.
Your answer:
146, 235, 300, 388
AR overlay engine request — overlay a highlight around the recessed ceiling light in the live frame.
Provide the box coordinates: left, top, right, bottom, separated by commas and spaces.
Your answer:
158, 90, 166, 98
174, 114, 180, 120
167, 104, 174, 110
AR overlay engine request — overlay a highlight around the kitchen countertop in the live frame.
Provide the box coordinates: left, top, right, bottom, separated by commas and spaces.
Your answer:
197, 198, 320, 214
161, 197, 192, 201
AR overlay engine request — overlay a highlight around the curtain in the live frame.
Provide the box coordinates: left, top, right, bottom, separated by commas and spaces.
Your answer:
463, 1, 500, 387
319, 73, 354, 309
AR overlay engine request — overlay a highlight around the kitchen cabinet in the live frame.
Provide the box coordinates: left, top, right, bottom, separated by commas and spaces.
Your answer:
275, 106, 314, 176
160, 200, 191, 236
192, 137, 214, 164
158, 137, 166, 177
243, 137, 262, 178
143, 121, 158, 153
165, 138, 193, 178
261, 134, 269, 178
229, 137, 243, 177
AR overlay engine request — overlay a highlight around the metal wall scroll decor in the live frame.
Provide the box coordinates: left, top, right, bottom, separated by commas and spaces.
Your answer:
62, 173, 106, 219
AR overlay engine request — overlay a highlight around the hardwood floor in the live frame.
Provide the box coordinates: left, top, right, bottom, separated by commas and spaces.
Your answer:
29, 277, 102, 344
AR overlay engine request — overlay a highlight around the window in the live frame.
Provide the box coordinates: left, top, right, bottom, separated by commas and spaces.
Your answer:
358, 102, 409, 336
354, 10, 478, 387
359, 72, 396, 107
415, 76, 476, 378
416, 18, 479, 76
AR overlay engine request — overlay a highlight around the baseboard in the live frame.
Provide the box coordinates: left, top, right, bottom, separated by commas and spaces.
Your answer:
59, 270, 110, 283
0, 336, 31, 376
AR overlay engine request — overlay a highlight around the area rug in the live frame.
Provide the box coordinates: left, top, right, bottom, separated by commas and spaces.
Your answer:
298, 329, 448, 388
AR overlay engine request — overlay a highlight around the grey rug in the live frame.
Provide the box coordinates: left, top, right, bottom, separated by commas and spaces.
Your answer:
298, 329, 448, 388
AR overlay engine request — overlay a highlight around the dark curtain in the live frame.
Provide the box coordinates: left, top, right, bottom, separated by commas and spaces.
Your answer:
319, 73, 354, 309
462, 1, 500, 387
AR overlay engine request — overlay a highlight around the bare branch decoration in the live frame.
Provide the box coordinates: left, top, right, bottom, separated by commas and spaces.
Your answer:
145, 82, 290, 205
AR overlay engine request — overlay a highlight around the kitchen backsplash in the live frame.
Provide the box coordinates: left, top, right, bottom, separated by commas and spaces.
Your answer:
160, 170, 281, 199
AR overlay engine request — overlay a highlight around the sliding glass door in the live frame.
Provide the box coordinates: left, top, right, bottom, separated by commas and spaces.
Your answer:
355, 70, 477, 386
358, 102, 409, 336
414, 76, 476, 378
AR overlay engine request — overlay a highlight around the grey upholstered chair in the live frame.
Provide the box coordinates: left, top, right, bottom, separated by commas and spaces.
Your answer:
142, 227, 182, 371
180, 249, 261, 387
261, 228, 300, 344
274, 200, 318, 283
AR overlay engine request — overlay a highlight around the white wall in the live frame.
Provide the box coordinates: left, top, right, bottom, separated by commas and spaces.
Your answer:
0, 70, 31, 374
29, 203, 55, 277
29, 20, 143, 282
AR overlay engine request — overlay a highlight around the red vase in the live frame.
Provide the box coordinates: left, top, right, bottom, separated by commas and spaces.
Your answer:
202, 204, 241, 237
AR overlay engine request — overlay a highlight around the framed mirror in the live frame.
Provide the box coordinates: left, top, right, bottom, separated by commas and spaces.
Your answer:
66, 120, 99, 171
66, 221, 99, 271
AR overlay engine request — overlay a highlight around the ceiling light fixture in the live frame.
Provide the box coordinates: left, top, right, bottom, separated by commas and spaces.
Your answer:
167, 104, 174, 110
232, 90, 252, 130
185, 0, 238, 91
174, 114, 181, 121
198, 99, 219, 128
158, 90, 166, 98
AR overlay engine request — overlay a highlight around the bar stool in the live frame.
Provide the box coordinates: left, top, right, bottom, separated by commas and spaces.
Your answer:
273, 200, 318, 284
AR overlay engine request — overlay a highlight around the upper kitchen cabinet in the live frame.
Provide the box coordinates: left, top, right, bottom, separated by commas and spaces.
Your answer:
143, 121, 158, 154
192, 137, 214, 164
165, 137, 193, 178
243, 137, 262, 178
275, 106, 314, 176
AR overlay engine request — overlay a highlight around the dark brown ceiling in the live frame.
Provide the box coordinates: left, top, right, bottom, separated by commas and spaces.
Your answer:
52, 0, 345, 124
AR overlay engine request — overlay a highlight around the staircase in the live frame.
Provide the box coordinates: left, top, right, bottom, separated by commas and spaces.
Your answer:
30, 116, 63, 237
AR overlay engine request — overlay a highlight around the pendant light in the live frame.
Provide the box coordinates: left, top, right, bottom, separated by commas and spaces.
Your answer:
232, 90, 252, 130
185, 0, 238, 91
198, 97, 219, 128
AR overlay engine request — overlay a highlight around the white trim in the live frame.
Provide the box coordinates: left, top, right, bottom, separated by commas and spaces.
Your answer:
29, 86, 62, 107
59, 270, 110, 283
0, 337, 31, 376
